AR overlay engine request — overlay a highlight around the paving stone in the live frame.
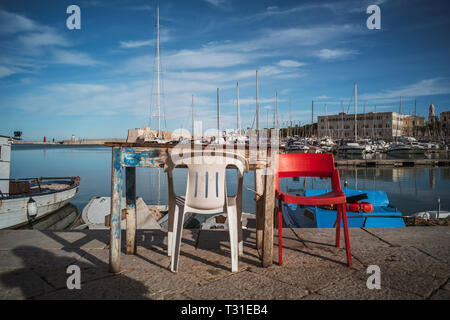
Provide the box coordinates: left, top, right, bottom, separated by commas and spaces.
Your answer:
288, 227, 389, 249
179, 271, 307, 300
0, 268, 55, 299
314, 274, 422, 300
429, 289, 450, 300
352, 266, 446, 298
351, 246, 450, 280
1, 227, 449, 300
35, 273, 151, 300
363, 226, 450, 248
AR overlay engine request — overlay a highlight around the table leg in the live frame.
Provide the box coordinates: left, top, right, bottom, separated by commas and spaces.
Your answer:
254, 169, 264, 253
262, 162, 276, 268
110, 147, 123, 273
126, 167, 136, 255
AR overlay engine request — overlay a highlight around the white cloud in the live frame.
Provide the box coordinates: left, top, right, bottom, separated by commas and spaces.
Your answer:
51, 50, 101, 66
316, 48, 358, 60
119, 39, 153, 49
17, 30, 69, 49
203, 0, 228, 7
277, 60, 305, 68
0, 66, 17, 78
361, 78, 450, 102
0, 10, 37, 35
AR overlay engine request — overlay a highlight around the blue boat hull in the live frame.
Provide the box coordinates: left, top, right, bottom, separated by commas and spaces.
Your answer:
282, 189, 405, 228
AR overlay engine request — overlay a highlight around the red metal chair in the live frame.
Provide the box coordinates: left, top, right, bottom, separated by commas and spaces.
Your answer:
275, 153, 352, 266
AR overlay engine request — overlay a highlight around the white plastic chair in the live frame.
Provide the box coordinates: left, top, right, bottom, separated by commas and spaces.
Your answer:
164, 152, 248, 272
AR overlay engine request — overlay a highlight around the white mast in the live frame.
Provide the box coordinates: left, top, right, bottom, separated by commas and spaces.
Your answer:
191, 94, 194, 139
273, 90, 278, 129
217, 88, 220, 139
256, 70, 259, 135
289, 97, 292, 137
236, 81, 240, 133
354, 83, 357, 141
156, 6, 161, 138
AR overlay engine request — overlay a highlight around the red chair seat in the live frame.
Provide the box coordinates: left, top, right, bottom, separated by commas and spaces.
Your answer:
277, 190, 346, 206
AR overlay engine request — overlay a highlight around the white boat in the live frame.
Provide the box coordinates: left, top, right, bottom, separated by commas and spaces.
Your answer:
411, 210, 450, 220
0, 135, 80, 229
387, 142, 426, 155
338, 142, 365, 155
80, 196, 163, 230
0, 177, 80, 229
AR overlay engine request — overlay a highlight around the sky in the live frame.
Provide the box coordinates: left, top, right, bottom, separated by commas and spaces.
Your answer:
1, 0, 450, 140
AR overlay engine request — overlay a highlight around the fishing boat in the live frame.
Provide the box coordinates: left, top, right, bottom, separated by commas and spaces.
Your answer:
0, 176, 80, 229
281, 188, 405, 228
0, 135, 80, 229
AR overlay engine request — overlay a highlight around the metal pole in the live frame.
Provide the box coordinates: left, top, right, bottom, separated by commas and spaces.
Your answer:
156, 7, 161, 138
217, 88, 220, 139
192, 94, 194, 139
354, 83, 357, 141
256, 70, 259, 137
237, 81, 240, 133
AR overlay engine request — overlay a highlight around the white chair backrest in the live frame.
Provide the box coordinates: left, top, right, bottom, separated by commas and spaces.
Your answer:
165, 152, 248, 211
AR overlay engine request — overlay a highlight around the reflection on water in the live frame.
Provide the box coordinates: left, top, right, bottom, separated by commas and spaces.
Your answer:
336, 151, 449, 160
18, 203, 81, 230
10, 145, 450, 227
280, 166, 450, 216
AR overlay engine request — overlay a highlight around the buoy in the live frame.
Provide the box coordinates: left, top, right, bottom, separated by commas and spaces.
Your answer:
27, 197, 38, 219
347, 201, 373, 213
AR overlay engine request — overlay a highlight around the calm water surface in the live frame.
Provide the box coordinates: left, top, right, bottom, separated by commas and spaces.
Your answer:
10, 145, 450, 229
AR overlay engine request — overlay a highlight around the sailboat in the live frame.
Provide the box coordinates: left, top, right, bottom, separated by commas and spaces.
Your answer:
338, 83, 365, 155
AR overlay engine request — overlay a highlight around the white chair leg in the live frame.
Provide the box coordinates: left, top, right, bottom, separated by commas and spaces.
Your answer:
227, 200, 239, 272
167, 206, 174, 257
237, 207, 243, 256
171, 205, 185, 273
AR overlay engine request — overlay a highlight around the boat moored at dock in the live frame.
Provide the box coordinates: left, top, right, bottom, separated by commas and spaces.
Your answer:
281, 188, 405, 228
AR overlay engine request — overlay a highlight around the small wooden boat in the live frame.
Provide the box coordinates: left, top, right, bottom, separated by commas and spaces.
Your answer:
0, 177, 80, 229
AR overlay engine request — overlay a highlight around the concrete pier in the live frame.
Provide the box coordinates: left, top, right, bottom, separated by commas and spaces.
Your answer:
0, 225, 449, 300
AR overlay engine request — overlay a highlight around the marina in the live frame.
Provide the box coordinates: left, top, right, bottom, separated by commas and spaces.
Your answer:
1, 1, 450, 303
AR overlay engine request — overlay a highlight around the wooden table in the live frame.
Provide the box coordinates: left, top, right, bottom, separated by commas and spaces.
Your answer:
105, 141, 278, 273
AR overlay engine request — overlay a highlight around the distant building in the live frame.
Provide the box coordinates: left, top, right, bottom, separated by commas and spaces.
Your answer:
428, 103, 438, 125
317, 112, 425, 140
441, 110, 450, 139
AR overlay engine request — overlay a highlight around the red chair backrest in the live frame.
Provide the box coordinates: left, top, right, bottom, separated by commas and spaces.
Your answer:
277, 153, 335, 181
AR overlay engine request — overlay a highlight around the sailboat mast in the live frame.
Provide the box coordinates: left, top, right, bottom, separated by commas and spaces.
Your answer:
289, 97, 292, 137
236, 81, 240, 133
274, 90, 278, 129
311, 100, 314, 137
354, 83, 357, 141
217, 88, 220, 138
256, 70, 259, 135
341, 100, 344, 139
156, 7, 161, 138
191, 94, 194, 139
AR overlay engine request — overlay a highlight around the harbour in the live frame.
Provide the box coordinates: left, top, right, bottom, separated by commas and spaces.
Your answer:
1, 1, 450, 303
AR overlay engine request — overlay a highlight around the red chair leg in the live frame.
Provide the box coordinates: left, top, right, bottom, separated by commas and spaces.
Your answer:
278, 197, 283, 266
341, 204, 352, 267
335, 204, 342, 248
